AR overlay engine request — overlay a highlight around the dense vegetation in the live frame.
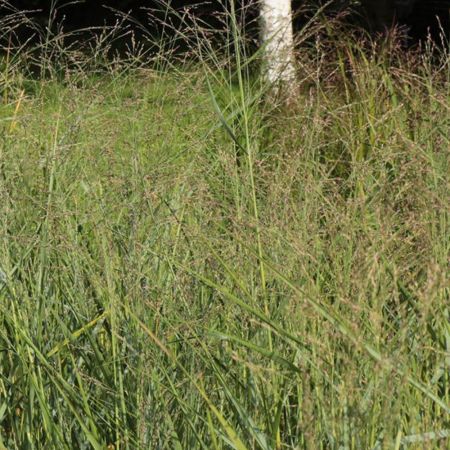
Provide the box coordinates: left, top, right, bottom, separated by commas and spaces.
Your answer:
0, 4, 449, 449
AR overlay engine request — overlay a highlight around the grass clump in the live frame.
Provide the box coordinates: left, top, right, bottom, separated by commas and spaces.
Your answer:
0, 4, 449, 449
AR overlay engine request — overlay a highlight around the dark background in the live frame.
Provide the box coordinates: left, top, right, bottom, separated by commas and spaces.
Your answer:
1, 1, 449, 46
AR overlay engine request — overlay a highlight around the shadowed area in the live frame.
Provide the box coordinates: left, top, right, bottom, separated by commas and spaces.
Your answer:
1, 0, 449, 48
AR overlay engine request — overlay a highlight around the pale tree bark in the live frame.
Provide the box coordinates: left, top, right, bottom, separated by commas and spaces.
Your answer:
259, 0, 296, 84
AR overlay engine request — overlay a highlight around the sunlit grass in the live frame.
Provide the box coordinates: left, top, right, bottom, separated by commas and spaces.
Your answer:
0, 5, 449, 449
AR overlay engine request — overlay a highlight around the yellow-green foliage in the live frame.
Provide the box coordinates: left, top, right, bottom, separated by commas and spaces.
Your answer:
0, 20, 449, 450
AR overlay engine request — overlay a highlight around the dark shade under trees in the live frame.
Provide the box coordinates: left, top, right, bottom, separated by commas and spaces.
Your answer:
1, 1, 449, 48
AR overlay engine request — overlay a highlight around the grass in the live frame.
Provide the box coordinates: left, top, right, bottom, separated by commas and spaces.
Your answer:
0, 4, 449, 449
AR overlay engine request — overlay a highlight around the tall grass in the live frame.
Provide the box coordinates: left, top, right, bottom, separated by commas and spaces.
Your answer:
0, 2, 449, 449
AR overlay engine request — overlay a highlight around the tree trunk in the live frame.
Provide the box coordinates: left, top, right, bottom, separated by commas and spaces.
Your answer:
259, 0, 296, 84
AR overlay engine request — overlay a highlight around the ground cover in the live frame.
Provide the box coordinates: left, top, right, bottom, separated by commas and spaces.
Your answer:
0, 19, 449, 449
